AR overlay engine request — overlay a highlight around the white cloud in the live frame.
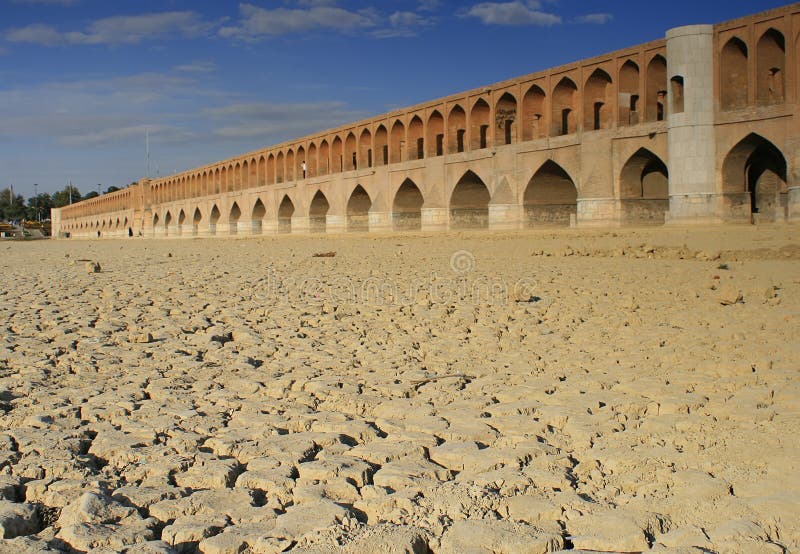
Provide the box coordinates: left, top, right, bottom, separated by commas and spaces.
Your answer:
575, 13, 613, 25
6, 11, 211, 46
173, 61, 217, 74
465, 1, 561, 26
218, 3, 379, 40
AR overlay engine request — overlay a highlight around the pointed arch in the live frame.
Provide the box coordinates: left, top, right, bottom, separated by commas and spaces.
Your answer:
251, 198, 266, 234
470, 98, 490, 150
584, 68, 613, 130
390, 120, 405, 163
757, 29, 785, 106
618, 61, 640, 126
286, 149, 295, 182
524, 160, 577, 226
307, 143, 318, 178
408, 116, 424, 160
347, 185, 372, 232
522, 85, 546, 141
257, 155, 266, 187
278, 194, 295, 234
319, 139, 330, 176
721, 38, 749, 110
619, 148, 669, 223
267, 154, 276, 185
645, 55, 667, 121
552, 77, 577, 135
448, 104, 467, 153
359, 128, 373, 168
178, 209, 186, 226
427, 110, 445, 157
722, 133, 787, 219
209, 204, 221, 236
229, 202, 241, 235
496, 92, 518, 145
375, 125, 388, 166
276, 152, 285, 183
393, 178, 424, 231
332, 136, 343, 173
309, 190, 329, 233
296, 146, 306, 180
450, 170, 490, 229
345, 132, 357, 171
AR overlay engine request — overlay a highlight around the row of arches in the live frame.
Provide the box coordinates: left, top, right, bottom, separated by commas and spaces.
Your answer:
720, 27, 791, 110
149, 54, 671, 205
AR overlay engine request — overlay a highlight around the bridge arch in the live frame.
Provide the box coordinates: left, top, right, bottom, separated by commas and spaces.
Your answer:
619, 148, 669, 223
757, 28, 785, 106
319, 139, 330, 175
286, 149, 295, 182
210, 204, 221, 235
448, 104, 467, 153
229, 202, 241, 234
278, 194, 295, 234
309, 190, 329, 233
450, 170, 490, 229
619, 60, 640, 126
470, 98, 490, 150
192, 207, 202, 235
552, 77, 577, 136
523, 160, 577, 226
347, 185, 372, 232
721, 37, 749, 110
296, 146, 305, 179
392, 178, 424, 231
522, 84, 546, 141
345, 133, 357, 171
496, 92, 517, 145
359, 128, 372, 169
267, 154, 275, 184
375, 125, 388, 166
390, 120, 405, 163
276, 152, 285, 183
722, 133, 787, 219
645, 54, 667, 121
584, 68, 613, 130
307, 142, 318, 177
252, 198, 266, 234
427, 110, 444, 157
408, 116, 424, 160
332, 136, 343, 173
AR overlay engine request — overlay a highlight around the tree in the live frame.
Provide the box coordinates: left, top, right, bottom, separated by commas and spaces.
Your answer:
84, 191, 99, 200
0, 188, 27, 222
52, 185, 82, 208
26, 193, 53, 221
105, 186, 120, 194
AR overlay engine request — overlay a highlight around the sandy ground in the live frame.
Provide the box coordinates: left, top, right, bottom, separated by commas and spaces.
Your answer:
0, 225, 798, 553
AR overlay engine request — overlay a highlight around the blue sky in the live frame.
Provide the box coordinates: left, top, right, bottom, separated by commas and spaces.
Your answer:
0, 0, 789, 198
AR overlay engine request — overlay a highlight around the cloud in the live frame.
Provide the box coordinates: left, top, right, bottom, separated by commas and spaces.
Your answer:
464, 1, 561, 26
6, 11, 211, 46
173, 61, 217, 74
371, 11, 433, 38
219, 2, 379, 40
575, 13, 613, 25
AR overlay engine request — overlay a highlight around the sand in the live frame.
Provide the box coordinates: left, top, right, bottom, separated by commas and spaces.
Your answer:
0, 225, 798, 553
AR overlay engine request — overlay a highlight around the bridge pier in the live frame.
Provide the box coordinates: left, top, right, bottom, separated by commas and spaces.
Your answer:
421, 208, 448, 232
788, 187, 800, 223
576, 198, 622, 228
326, 215, 346, 234
488, 204, 523, 230
180, 224, 195, 237
368, 211, 393, 233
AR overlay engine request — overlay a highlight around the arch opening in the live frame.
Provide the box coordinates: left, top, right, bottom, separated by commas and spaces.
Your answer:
347, 185, 372, 232
721, 38, 749, 110
522, 85, 546, 140
393, 179, 424, 231
309, 190, 329, 233
278, 195, 295, 234
470, 99, 490, 150
552, 78, 577, 135
390, 121, 405, 163
619, 61, 640, 126
210, 205, 221, 235
252, 199, 266, 234
229, 202, 241, 235
722, 134, 787, 221
584, 69, 612, 130
524, 161, 577, 226
757, 29, 785, 106
645, 55, 667, 122
496, 92, 517, 145
375, 125, 388, 166
427, 111, 444, 157
408, 116, 424, 160
619, 148, 669, 224
450, 171, 490, 229
448, 105, 467, 153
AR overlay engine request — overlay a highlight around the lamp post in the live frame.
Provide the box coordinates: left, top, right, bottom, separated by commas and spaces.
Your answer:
34, 183, 38, 223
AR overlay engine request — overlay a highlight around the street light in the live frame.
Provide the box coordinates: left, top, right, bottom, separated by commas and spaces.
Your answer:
34, 183, 38, 222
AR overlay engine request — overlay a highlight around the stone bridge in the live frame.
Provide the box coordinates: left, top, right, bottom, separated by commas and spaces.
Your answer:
52, 3, 800, 238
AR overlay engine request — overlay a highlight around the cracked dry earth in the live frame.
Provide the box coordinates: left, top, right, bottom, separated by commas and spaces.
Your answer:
0, 226, 798, 554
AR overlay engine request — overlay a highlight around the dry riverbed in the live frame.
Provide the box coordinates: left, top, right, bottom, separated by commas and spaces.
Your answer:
0, 225, 798, 553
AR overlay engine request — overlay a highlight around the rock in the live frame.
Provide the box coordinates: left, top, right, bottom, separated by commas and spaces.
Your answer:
439, 519, 563, 554
128, 331, 154, 344
342, 524, 430, 553
0, 501, 40, 539
567, 513, 649, 553
717, 285, 743, 305
85, 261, 102, 273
